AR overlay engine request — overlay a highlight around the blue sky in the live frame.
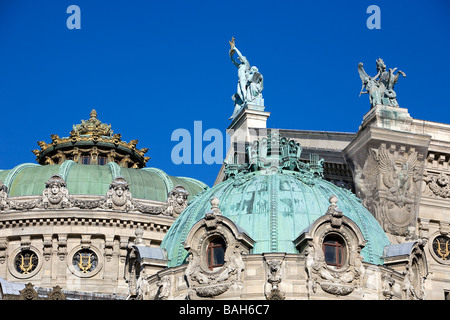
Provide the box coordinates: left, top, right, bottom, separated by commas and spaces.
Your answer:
0, 0, 449, 187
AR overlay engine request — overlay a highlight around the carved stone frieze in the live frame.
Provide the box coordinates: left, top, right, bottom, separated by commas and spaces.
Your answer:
185, 240, 246, 299
47, 285, 66, 300
155, 275, 171, 300
403, 243, 427, 300
0, 239, 7, 264
43, 235, 53, 261
165, 185, 189, 218
57, 234, 67, 261
305, 242, 363, 296
19, 283, 38, 300
0, 177, 190, 218
381, 273, 395, 300
0, 181, 8, 211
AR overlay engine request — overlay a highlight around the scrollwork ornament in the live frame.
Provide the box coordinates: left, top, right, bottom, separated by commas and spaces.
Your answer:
265, 259, 285, 300
184, 241, 245, 299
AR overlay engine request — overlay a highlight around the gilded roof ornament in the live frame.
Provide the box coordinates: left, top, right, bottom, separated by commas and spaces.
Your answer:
71, 109, 112, 137
32, 110, 150, 168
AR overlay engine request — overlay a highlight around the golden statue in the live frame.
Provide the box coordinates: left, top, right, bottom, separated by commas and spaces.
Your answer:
229, 36, 236, 56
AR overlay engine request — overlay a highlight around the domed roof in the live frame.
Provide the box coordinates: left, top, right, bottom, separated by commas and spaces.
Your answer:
161, 134, 391, 267
0, 110, 209, 202
0, 161, 208, 202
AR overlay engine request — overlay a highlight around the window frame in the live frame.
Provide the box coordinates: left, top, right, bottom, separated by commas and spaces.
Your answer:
206, 237, 226, 270
98, 155, 108, 165
80, 154, 91, 165
322, 235, 346, 269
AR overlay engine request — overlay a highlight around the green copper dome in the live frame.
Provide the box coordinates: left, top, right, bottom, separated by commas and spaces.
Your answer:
0, 111, 209, 201
0, 161, 208, 202
162, 172, 390, 267
161, 134, 391, 267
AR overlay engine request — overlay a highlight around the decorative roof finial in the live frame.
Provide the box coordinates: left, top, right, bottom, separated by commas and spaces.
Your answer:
90, 109, 98, 119
327, 195, 343, 228
210, 196, 221, 215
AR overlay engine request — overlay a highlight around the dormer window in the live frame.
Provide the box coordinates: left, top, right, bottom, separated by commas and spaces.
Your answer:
206, 237, 226, 270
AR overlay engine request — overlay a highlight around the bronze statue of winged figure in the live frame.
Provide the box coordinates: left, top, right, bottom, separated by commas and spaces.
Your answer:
358, 58, 406, 108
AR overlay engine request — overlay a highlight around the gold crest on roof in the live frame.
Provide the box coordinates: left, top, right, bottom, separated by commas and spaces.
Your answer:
71, 109, 112, 137
32, 110, 150, 168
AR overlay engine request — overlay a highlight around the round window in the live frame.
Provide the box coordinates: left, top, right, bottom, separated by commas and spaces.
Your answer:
72, 249, 98, 273
14, 250, 38, 275
432, 235, 450, 261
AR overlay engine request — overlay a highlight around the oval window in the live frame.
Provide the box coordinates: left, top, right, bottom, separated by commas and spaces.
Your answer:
206, 237, 226, 270
322, 234, 346, 269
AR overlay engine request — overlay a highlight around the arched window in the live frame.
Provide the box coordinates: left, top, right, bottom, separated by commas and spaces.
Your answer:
322, 234, 346, 269
206, 237, 226, 270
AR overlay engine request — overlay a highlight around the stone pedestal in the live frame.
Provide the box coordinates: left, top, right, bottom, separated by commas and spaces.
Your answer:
227, 105, 271, 141
214, 106, 271, 185
359, 104, 413, 132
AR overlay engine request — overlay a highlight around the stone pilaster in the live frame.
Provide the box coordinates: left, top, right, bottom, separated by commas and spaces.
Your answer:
343, 105, 431, 242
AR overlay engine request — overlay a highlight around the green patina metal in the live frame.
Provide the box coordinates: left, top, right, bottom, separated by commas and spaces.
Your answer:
1, 160, 207, 202
8, 163, 57, 196
161, 133, 391, 267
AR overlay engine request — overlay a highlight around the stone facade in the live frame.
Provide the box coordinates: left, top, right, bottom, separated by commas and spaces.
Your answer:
128, 102, 449, 301
1, 70, 449, 300
1, 102, 449, 300
139, 197, 428, 300
0, 174, 190, 298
